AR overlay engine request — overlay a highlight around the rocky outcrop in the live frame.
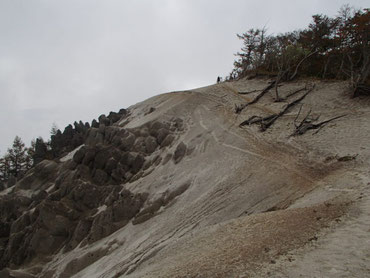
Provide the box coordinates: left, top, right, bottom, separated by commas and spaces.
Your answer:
174, 142, 187, 164
33, 109, 128, 165
0, 115, 186, 270
133, 181, 191, 225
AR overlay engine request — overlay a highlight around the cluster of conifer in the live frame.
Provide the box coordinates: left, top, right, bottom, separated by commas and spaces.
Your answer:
0, 136, 34, 188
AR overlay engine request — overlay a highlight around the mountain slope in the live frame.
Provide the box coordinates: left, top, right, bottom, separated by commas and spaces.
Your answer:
1, 78, 369, 278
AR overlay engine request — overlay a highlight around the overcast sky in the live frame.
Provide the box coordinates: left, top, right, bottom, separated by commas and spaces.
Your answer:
0, 0, 368, 154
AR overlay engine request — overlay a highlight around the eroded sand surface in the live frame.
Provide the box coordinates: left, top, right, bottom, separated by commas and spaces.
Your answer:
3, 78, 370, 278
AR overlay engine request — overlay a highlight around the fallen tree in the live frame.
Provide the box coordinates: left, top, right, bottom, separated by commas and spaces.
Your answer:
239, 85, 315, 131
291, 108, 346, 136
235, 81, 276, 113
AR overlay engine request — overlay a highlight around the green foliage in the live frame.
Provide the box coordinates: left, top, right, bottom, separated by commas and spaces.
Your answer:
0, 136, 34, 186
229, 6, 370, 95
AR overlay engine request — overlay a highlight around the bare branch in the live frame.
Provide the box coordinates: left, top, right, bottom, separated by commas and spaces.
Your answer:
291, 114, 346, 136
289, 50, 319, 81
240, 85, 315, 131
293, 104, 304, 127
284, 85, 307, 100
235, 80, 276, 113
238, 89, 261, 95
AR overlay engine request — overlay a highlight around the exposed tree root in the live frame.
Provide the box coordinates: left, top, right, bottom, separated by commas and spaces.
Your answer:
353, 83, 370, 97
239, 84, 283, 95
239, 85, 315, 131
291, 113, 346, 136
238, 89, 260, 95
284, 86, 308, 99
235, 81, 276, 113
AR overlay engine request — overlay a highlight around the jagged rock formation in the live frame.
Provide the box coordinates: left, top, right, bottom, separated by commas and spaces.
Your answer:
1, 78, 370, 278
33, 109, 128, 165
0, 109, 186, 270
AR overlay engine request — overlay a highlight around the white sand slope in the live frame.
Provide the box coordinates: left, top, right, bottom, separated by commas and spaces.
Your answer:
9, 78, 369, 278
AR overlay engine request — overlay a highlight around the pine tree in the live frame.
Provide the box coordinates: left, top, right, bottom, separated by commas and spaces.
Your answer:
0, 155, 11, 182
7, 136, 28, 178
25, 139, 36, 170
50, 122, 59, 136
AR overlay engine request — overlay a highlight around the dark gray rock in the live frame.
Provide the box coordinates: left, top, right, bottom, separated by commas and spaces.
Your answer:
152, 155, 162, 166
111, 190, 146, 222
145, 136, 158, 154
0, 222, 10, 237
140, 127, 150, 137
10, 213, 31, 235
94, 149, 111, 170
91, 119, 99, 128
117, 129, 128, 138
142, 159, 152, 171
174, 142, 187, 164
70, 183, 101, 209
95, 132, 104, 145
105, 158, 117, 175
111, 135, 121, 146
31, 190, 48, 204
73, 164, 91, 180
34, 160, 58, 180
111, 167, 125, 183
98, 124, 106, 134
149, 121, 164, 137
120, 133, 135, 151
85, 188, 143, 243
130, 171, 143, 182
104, 126, 118, 143
132, 154, 144, 174
85, 129, 98, 145
72, 147, 86, 164
67, 219, 92, 250
119, 108, 127, 115
108, 111, 121, 124
173, 117, 184, 131
157, 128, 169, 144
86, 208, 115, 243
82, 148, 96, 166
162, 153, 173, 165
29, 227, 65, 256
98, 114, 110, 126
93, 169, 108, 185
124, 172, 133, 181
133, 137, 146, 153
37, 203, 71, 237
120, 152, 137, 168
160, 134, 175, 147
104, 186, 122, 206
112, 150, 122, 162
146, 107, 156, 114
132, 196, 164, 225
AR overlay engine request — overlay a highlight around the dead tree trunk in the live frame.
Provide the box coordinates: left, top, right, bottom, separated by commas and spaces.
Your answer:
291, 114, 346, 136
285, 85, 307, 99
240, 85, 315, 131
235, 81, 276, 113
352, 50, 370, 97
274, 70, 285, 101
289, 50, 318, 81
238, 89, 260, 95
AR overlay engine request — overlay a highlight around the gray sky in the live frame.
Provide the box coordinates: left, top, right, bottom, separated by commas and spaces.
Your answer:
0, 0, 368, 154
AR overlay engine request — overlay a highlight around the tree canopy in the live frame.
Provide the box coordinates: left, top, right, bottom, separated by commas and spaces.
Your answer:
0, 136, 34, 186
229, 6, 370, 97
